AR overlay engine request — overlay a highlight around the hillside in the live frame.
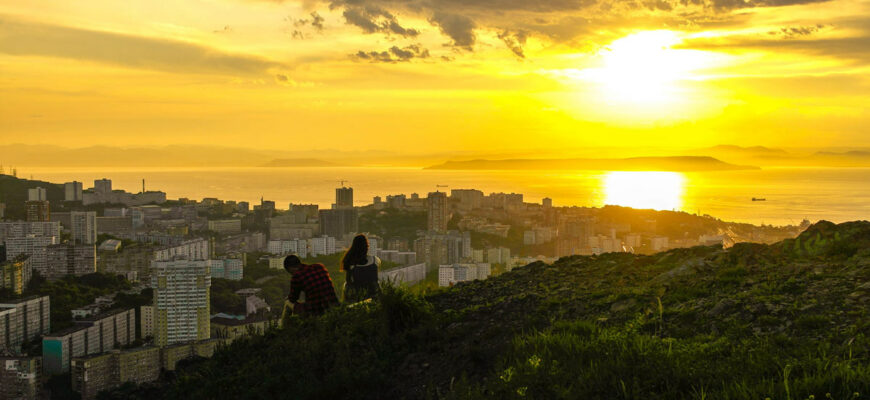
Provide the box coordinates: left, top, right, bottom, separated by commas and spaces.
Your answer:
0, 174, 65, 219
426, 156, 758, 171
260, 158, 343, 167
119, 221, 870, 399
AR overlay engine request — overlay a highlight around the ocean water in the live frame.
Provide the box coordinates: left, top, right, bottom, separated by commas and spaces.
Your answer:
21, 166, 870, 226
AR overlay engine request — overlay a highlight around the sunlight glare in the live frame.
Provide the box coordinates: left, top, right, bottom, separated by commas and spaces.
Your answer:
603, 171, 685, 211
576, 31, 713, 105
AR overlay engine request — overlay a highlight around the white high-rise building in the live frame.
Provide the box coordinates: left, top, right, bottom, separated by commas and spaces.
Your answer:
64, 182, 83, 202
151, 259, 211, 347
308, 236, 336, 257
70, 211, 97, 245
267, 239, 308, 258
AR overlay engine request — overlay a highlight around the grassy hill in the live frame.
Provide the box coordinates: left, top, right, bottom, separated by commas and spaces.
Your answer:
115, 221, 870, 400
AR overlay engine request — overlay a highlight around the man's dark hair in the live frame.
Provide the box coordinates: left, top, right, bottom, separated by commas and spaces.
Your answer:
284, 255, 302, 272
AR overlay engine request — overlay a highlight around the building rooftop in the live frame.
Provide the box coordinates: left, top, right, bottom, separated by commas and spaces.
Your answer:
76, 308, 133, 323
211, 314, 271, 326
45, 324, 89, 338
0, 295, 48, 306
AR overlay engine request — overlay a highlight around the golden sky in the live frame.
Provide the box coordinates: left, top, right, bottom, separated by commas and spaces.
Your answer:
0, 0, 868, 154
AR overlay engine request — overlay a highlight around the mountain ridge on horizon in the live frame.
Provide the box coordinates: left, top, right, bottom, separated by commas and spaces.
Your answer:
4, 143, 870, 169
426, 155, 759, 172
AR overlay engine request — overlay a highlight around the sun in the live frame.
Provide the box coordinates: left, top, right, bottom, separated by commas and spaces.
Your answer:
575, 30, 713, 105
603, 171, 686, 211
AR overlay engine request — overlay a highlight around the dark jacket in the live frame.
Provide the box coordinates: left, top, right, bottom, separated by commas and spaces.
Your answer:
343, 255, 381, 303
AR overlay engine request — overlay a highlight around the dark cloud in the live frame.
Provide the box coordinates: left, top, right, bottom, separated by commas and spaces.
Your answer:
277, 0, 842, 57
429, 12, 476, 49
311, 12, 326, 30
353, 44, 430, 62
0, 16, 283, 76
342, 6, 419, 37
498, 30, 529, 58
295, 12, 326, 30
290, 11, 326, 39
708, 0, 833, 10
768, 24, 825, 38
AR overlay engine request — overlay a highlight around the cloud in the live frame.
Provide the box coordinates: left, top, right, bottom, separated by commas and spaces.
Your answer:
708, 0, 833, 10
353, 44, 430, 62
679, 33, 870, 63
311, 12, 326, 30
498, 29, 529, 58
342, 6, 419, 37
0, 16, 283, 76
429, 12, 476, 49
294, 11, 325, 31
289, 12, 326, 39
768, 24, 825, 38
275, 73, 316, 87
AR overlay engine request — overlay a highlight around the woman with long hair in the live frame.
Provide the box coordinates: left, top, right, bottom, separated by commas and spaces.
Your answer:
341, 234, 381, 303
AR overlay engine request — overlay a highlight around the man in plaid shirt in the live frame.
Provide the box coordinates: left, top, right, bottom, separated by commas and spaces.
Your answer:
284, 255, 339, 317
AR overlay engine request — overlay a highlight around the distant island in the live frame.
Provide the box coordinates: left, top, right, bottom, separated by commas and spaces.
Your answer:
426, 156, 758, 171
259, 158, 342, 167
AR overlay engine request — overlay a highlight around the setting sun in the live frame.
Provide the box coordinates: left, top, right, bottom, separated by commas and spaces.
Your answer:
568, 30, 718, 106
603, 171, 686, 211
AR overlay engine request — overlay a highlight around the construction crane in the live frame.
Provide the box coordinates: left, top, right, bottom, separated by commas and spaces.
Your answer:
326, 179, 349, 187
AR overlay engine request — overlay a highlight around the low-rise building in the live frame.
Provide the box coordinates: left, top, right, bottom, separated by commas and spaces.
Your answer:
268, 257, 286, 270
160, 339, 220, 371
438, 263, 492, 287
153, 238, 211, 262
45, 244, 96, 280
210, 258, 244, 281
379, 263, 427, 286
210, 315, 273, 344
207, 219, 242, 235
0, 353, 41, 400
245, 296, 270, 316
42, 308, 136, 375
486, 247, 511, 264
71, 346, 161, 400
0, 296, 50, 352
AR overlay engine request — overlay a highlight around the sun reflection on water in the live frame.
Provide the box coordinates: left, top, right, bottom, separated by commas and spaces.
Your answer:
603, 171, 686, 211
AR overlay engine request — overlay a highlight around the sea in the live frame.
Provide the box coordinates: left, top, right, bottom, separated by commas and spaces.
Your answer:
19, 166, 870, 226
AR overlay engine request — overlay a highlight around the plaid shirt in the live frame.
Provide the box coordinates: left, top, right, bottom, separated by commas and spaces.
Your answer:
288, 263, 338, 316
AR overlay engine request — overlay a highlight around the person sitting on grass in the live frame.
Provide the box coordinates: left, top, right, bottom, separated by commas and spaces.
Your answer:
341, 234, 382, 304
283, 254, 338, 317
